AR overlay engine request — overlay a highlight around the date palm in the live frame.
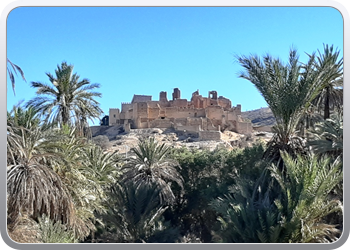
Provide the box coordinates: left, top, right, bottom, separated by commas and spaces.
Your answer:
7, 103, 40, 130
7, 106, 121, 241
311, 44, 343, 119
7, 58, 26, 95
7, 119, 75, 229
307, 110, 343, 158
269, 152, 342, 243
211, 152, 342, 243
101, 182, 170, 243
236, 48, 322, 161
49, 129, 121, 240
122, 138, 183, 205
296, 104, 323, 137
26, 61, 102, 129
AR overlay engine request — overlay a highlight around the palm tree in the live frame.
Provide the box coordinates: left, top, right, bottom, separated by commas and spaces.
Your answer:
7, 119, 75, 229
122, 138, 183, 205
7, 105, 122, 241
296, 104, 323, 137
236, 48, 321, 161
49, 129, 120, 240
26, 61, 103, 130
7, 58, 26, 95
269, 152, 343, 243
311, 44, 343, 119
211, 190, 284, 243
100, 182, 178, 243
7, 112, 119, 241
307, 110, 343, 158
7, 103, 40, 130
80, 144, 121, 188
211, 152, 342, 243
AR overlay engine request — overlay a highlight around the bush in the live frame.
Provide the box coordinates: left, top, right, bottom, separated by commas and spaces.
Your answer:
38, 215, 78, 243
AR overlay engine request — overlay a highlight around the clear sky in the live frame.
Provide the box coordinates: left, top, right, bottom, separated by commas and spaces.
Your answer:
6, 7, 343, 125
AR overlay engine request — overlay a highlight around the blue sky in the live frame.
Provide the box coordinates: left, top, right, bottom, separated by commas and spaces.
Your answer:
7, 7, 343, 125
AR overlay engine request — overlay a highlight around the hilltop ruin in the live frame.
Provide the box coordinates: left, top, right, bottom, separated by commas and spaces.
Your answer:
108, 88, 252, 140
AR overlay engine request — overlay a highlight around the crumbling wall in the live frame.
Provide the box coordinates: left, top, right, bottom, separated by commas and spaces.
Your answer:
187, 117, 203, 126
138, 122, 149, 129
135, 102, 148, 118
201, 117, 217, 131
234, 104, 242, 115
124, 123, 131, 132
171, 99, 188, 108
208, 90, 218, 99
121, 103, 132, 112
218, 96, 232, 110
199, 131, 222, 141
236, 121, 253, 134
124, 109, 133, 120
164, 107, 179, 118
147, 101, 160, 108
172, 88, 181, 100
150, 119, 173, 129
226, 110, 238, 121
191, 94, 203, 108
132, 95, 152, 103
109, 108, 120, 126
148, 107, 160, 119
178, 108, 197, 118
194, 109, 206, 117
175, 124, 201, 132
173, 118, 187, 126
206, 105, 224, 120
159, 91, 168, 102
173, 117, 202, 132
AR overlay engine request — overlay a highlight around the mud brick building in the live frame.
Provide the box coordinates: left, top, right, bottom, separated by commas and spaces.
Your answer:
109, 88, 252, 139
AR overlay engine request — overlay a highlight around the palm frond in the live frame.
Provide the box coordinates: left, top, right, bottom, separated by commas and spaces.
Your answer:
7, 58, 26, 95
122, 138, 183, 205
26, 61, 102, 130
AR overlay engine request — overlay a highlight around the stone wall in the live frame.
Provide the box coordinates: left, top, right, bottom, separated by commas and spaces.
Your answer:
236, 121, 253, 134
132, 95, 152, 103
218, 96, 232, 109
147, 101, 160, 108
174, 124, 201, 132
121, 103, 132, 112
206, 105, 224, 120
150, 119, 174, 129
109, 108, 120, 126
148, 107, 160, 119
226, 110, 238, 121
135, 102, 148, 118
199, 131, 222, 141
172, 99, 188, 108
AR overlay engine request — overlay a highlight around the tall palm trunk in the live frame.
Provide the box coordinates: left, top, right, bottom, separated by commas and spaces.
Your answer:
62, 108, 70, 126
324, 86, 330, 119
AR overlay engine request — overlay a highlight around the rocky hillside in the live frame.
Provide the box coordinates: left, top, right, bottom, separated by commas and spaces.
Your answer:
241, 107, 276, 126
88, 107, 276, 154
89, 125, 273, 155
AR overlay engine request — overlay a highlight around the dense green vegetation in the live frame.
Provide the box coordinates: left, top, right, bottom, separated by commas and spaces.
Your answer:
7, 45, 343, 243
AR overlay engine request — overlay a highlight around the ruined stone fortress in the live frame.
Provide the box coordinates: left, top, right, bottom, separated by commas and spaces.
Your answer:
109, 88, 252, 140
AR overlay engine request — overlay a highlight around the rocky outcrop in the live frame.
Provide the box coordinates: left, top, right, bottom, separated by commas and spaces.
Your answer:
89, 125, 273, 155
